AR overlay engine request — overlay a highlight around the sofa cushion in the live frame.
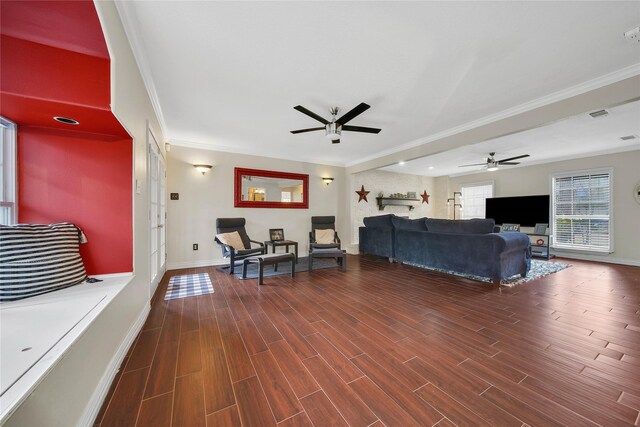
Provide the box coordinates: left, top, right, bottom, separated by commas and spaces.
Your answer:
0, 222, 88, 302
425, 218, 496, 234
391, 216, 428, 231
363, 214, 395, 229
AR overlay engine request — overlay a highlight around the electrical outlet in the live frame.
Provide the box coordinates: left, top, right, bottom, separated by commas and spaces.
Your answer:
193, 243, 198, 250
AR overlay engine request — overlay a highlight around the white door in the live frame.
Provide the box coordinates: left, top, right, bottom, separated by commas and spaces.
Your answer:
148, 128, 166, 297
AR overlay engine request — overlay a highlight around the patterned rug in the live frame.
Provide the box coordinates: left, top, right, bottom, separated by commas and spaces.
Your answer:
414, 259, 570, 286
165, 273, 214, 300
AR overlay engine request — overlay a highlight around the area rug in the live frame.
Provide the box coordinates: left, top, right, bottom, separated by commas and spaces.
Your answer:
165, 273, 213, 300
415, 259, 569, 286
221, 256, 340, 280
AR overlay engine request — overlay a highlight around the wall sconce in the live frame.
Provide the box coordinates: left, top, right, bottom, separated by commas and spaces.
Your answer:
194, 164, 213, 175
322, 177, 334, 186
447, 191, 463, 220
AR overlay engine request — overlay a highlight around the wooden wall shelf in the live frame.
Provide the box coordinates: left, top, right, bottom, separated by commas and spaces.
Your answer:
376, 197, 420, 211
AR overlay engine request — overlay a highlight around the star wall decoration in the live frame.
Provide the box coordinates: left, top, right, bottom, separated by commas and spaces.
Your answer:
356, 185, 370, 202
421, 190, 430, 204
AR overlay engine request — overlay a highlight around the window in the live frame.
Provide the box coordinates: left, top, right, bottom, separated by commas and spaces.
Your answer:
552, 169, 612, 252
461, 182, 494, 219
0, 117, 17, 225
281, 191, 292, 202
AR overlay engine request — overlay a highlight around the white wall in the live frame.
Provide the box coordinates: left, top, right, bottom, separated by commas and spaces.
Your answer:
4, 2, 164, 425
434, 150, 640, 265
349, 170, 436, 245
166, 145, 346, 268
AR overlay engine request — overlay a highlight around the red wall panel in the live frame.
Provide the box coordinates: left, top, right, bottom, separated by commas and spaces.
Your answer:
18, 127, 133, 275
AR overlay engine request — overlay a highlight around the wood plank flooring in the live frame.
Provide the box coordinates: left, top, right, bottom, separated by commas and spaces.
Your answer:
95, 255, 640, 426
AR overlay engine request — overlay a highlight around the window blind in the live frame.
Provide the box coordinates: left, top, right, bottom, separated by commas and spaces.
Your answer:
461, 183, 494, 219
552, 171, 611, 252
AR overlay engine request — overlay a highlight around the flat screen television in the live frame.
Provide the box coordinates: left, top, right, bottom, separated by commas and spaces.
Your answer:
485, 195, 549, 227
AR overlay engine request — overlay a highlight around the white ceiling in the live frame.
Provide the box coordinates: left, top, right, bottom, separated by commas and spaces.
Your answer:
116, 1, 640, 172
381, 99, 640, 177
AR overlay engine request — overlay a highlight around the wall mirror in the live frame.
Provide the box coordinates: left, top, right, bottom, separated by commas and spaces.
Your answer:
234, 167, 309, 209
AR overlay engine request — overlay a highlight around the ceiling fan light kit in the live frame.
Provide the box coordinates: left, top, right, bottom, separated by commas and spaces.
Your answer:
325, 122, 341, 142
291, 102, 381, 144
460, 152, 530, 172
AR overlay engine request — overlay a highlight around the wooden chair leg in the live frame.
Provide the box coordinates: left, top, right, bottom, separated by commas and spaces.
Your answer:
291, 257, 296, 277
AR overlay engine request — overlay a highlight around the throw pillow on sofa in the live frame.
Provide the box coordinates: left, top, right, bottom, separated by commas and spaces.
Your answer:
0, 222, 89, 302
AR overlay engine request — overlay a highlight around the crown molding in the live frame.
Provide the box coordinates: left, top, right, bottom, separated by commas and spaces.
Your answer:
114, 1, 170, 140
170, 138, 346, 168
347, 64, 640, 168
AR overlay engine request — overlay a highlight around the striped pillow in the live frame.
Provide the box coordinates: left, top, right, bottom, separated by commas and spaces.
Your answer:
0, 222, 88, 302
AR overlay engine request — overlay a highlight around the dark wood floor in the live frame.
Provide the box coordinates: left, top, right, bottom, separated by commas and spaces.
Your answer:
95, 255, 640, 427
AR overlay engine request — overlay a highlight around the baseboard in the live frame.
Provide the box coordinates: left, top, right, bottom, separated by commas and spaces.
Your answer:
166, 259, 226, 270
553, 252, 640, 267
80, 302, 151, 427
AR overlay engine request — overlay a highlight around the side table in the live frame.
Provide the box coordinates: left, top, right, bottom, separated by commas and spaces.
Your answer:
264, 240, 298, 262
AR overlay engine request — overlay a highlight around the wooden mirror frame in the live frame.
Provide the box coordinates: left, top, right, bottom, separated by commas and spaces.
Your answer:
234, 167, 309, 209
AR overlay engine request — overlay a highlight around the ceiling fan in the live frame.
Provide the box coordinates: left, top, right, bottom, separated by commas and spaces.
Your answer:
459, 152, 530, 171
290, 102, 381, 144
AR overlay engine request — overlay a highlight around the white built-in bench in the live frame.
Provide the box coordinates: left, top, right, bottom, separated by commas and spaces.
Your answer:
0, 274, 132, 424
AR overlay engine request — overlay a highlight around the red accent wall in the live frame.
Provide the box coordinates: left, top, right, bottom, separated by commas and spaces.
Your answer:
1, 1, 134, 276
18, 127, 133, 275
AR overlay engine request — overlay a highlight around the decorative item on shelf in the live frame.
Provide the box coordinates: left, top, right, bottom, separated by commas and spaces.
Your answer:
322, 177, 334, 186
194, 164, 213, 175
420, 190, 430, 204
501, 223, 520, 232
378, 192, 384, 197
446, 191, 462, 219
407, 192, 416, 199
356, 185, 370, 202
534, 223, 548, 235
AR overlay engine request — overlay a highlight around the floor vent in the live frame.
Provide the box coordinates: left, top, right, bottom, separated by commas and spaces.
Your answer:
620, 134, 638, 141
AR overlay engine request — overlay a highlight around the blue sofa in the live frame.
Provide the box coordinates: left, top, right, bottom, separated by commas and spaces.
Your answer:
359, 215, 531, 282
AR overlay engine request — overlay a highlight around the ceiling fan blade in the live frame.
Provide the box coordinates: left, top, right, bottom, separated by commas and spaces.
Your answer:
294, 105, 329, 124
336, 102, 370, 125
459, 163, 488, 167
342, 125, 381, 134
290, 127, 325, 134
497, 154, 529, 163
498, 162, 520, 165
331, 139, 340, 144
